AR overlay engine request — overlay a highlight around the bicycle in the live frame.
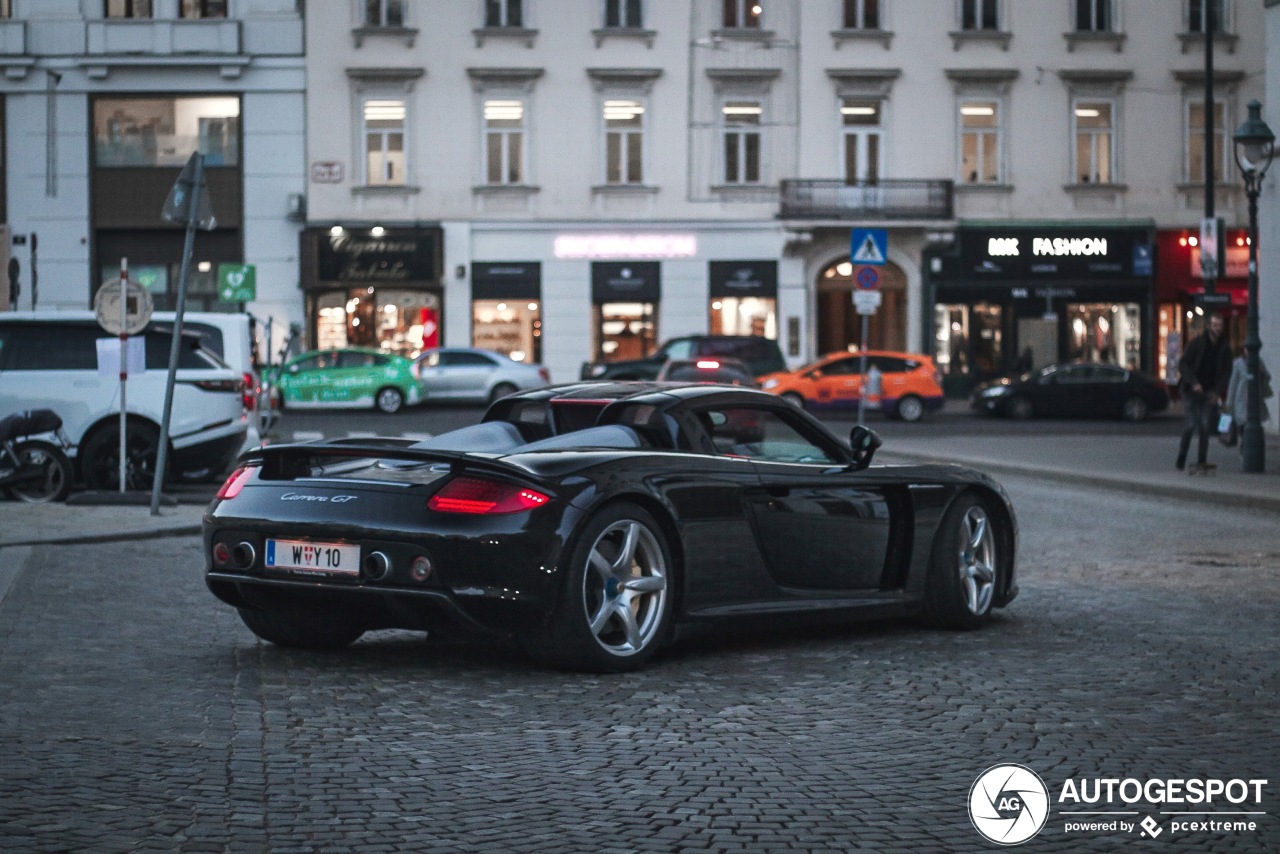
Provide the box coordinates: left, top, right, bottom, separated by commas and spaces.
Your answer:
0, 408, 74, 503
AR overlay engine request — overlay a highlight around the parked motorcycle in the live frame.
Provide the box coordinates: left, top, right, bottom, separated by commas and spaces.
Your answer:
0, 409, 74, 503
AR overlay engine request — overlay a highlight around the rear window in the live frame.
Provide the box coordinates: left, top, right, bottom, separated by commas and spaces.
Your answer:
143, 330, 226, 370
179, 322, 226, 361
551, 400, 607, 434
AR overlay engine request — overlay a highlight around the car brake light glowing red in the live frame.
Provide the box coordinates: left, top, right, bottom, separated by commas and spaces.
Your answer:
242, 372, 257, 411
427, 476, 550, 514
696, 360, 721, 369
216, 466, 254, 500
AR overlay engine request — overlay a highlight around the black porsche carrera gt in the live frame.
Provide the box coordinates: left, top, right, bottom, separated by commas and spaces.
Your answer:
204, 383, 1018, 672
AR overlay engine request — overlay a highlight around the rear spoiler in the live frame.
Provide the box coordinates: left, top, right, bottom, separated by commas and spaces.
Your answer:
238, 440, 537, 484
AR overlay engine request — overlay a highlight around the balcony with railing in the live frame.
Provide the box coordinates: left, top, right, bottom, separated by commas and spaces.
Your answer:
779, 179, 954, 221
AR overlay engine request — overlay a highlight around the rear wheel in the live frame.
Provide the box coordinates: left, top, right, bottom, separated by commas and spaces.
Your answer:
1006, 396, 1033, 420
1121, 396, 1149, 422
4, 440, 73, 503
80, 421, 161, 491
781, 391, 806, 409
237, 607, 365, 650
374, 387, 405, 414
922, 493, 1000, 630
896, 394, 925, 423
530, 502, 674, 672
489, 382, 518, 403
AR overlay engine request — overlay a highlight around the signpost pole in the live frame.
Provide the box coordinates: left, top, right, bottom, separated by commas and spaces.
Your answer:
118, 258, 128, 494
151, 153, 207, 515
857, 316, 870, 427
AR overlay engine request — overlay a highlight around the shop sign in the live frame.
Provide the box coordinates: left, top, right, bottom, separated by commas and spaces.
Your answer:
591, 262, 661, 303
318, 229, 438, 282
1191, 246, 1248, 279
555, 233, 696, 259
311, 162, 344, 183
947, 228, 1152, 280
472, 262, 542, 299
708, 260, 778, 298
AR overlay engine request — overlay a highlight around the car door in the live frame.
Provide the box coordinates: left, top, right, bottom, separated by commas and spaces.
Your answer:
1091, 365, 1131, 415
694, 402, 892, 591
1051, 364, 1098, 417
811, 356, 862, 408
282, 353, 334, 405
333, 350, 379, 405
445, 351, 501, 401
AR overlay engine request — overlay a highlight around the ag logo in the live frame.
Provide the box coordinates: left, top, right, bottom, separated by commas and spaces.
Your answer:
969, 764, 1050, 846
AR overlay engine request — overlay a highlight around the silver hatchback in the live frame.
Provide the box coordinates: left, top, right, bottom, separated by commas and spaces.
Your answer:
414, 347, 550, 404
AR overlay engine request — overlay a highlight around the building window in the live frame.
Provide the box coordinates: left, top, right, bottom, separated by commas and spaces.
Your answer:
105, 0, 153, 17
959, 100, 1001, 183
93, 97, 240, 167
1188, 0, 1225, 33
604, 0, 642, 27
843, 0, 880, 29
604, 99, 644, 184
484, 99, 525, 185
364, 0, 404, 27
959, 0, 999, 30
181, 0, 228, 17
0, 0, 14, 16
1075, 0, 1111, 31
842, 99, 882, 184
722, 0, 762, 29
1073, 101, 1114, 183
723, 101, 762, 184
363, 98, 406, 186
485, 0, 524, 27
1186, 100, 1227, 183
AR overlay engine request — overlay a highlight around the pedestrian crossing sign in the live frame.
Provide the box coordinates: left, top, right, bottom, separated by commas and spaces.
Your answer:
850, 228, 888, 266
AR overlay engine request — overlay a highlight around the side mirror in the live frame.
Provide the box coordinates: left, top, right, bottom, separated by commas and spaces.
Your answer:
847, 425, 882, 471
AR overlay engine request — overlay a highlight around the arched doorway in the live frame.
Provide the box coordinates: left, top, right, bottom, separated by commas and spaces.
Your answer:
816, 258, 907, 354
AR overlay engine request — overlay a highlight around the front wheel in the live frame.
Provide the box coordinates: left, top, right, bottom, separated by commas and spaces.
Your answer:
895, 394, 925, 423
375, 387, 405, 414
237, 607, 365, 650
4, 440, 73, 503
922, 493, 1001, 630
1121, 396, 1149, 422
530, 502, 675, 672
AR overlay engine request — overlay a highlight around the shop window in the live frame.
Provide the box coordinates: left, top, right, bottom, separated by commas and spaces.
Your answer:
722, 100, 762, 185
105, 0, 152, 17
972, 303, 1003, 377
604, 99, 645, 184
843, 0, 880, 29
363, 98, 407, 186
604, 0, 642, 27
1066, 303, 1140, 368
182, 0, 228, 17
935, 304, 969, 375
959, 0, 999, 30
722, 0, 761, 29
485, 0, 524, 27
364, 0, 404, 27
711, 296, 776, 338
473, 299, 542, 364
595, 302, 656, 362
1073, 101, 1114, 184
93, 96, 240, 167
484, 99, 525, 185
315, 288, 439, 358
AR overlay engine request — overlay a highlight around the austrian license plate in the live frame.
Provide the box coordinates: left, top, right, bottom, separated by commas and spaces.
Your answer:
265, 539, 360, 575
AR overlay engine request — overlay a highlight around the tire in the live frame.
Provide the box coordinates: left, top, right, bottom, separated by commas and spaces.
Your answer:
781, 391, 806, 409
1121, 396, 1149, 422
530, 502, 675, 673
896, 394, 925, 423
4, 440, 73, 503
374, 386, 405, 414
237, 607, 365, 650
1006, 396, 1033, 420
489, 382, 518, 403
922, 493, 1000, 631
80, 420, 162, 491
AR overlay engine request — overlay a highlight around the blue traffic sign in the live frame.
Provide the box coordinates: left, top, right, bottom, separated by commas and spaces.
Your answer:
855, 266, 879, 290
851, 228, 888, 266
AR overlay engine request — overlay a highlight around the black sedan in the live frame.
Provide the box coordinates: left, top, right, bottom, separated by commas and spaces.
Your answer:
971, 362, 1171, 421
204, 383, 1018, 672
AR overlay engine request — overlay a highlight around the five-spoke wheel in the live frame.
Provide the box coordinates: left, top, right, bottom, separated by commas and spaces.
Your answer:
924, 493, 1000, 630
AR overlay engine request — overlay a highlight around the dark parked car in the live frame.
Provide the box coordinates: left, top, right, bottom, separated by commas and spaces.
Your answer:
580, 335, 786, 381
655, 356, 757, 386
205, 383, 1018, 673
972, 362, 1170, 421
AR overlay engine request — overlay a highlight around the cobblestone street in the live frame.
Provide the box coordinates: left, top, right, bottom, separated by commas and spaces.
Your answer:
1, 472, 1277, 852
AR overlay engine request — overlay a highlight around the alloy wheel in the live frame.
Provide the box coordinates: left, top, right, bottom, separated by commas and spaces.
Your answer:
957, 505, 996, 615
582, 519, 669, 657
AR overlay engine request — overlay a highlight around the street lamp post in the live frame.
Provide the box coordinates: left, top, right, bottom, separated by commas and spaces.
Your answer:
1232, 100, 1275, 474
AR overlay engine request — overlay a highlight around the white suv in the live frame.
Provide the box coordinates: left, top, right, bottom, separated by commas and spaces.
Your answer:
0, 312, 249, 489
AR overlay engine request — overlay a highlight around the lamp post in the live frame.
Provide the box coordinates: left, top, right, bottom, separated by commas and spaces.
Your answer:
1232, 100, 1274, 473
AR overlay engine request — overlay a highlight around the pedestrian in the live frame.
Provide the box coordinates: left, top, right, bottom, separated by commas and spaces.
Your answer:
1175, 313, 1232, 471
1221, 349, 1273, 449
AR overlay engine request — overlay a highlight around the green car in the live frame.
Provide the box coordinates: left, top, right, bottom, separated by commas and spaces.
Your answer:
274, 348, 421, 414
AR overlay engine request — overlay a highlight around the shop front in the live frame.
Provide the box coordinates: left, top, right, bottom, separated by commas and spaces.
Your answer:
591, 261, 660, 362
927, 223, 1155, 396
1154, 228, 1250, 386
708, 260, 777, 338
471, 262, 542, 364
299, 226, 443, 358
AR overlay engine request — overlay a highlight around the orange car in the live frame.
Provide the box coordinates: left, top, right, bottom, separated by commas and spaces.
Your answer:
758, 350, 945, 422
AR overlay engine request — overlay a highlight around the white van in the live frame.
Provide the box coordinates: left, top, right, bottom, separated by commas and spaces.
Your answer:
0, 312, 250, 488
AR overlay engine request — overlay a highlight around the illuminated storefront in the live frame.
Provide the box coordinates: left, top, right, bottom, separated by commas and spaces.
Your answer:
471, 262, 542, 364
926, 223, 1155, 395
708, 260, 777, 338
591, 261, 660, 362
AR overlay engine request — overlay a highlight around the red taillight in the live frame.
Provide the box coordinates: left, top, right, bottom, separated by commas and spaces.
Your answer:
696, 360, 721, 369
242, 372, 257, 411
216, 466, 254, 500
195, 379, 243, 393
427, 476, 550, 514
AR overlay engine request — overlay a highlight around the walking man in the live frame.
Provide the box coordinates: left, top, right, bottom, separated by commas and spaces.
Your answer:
1176, 313, 1232, 471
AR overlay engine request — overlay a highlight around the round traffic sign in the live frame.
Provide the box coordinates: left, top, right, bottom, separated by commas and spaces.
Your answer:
94, 279, 154, 335
855, 266, 879, 290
